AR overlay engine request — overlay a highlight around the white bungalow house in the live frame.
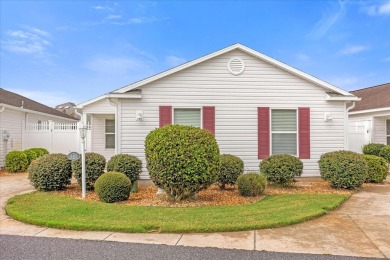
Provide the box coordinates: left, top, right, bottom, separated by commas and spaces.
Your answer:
348, 83, 390, 153
77, 44, 359, 179
0, 88, 78, 168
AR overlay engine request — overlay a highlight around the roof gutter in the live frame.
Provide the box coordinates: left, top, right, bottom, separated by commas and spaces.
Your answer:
325, 94, 361, 101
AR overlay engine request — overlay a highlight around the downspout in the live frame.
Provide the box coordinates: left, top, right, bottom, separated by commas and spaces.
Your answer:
0, 106, 6, 169
345, 101, 356, 150
107, 98, 119, 155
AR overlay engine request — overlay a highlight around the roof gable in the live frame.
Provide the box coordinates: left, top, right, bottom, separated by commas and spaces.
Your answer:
349, 83, 390, 112
0, 88, 78, 120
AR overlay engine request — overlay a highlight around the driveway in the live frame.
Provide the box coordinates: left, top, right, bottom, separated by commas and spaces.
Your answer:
0, 173, 389, 258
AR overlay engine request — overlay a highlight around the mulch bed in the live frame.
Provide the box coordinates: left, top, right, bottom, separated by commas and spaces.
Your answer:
50, 180, 369, 207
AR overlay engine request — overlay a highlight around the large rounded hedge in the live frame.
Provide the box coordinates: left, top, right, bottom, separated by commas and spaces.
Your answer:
363, 155, 388, 183
28, 153, 72, 191
106, 154, 142, 183
218, 154, 244, 189
259, 154, 303, 186
94, 172, 131, 203
318, 150, 367, 189
145, 125, 220, 201
363, 143, 386, 157
72, 152, 106, 190
237, 173, 267, 197
379, 145, 390, 163
5, 151, 29, 173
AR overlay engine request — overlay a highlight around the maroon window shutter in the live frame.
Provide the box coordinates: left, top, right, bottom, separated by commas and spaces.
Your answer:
203, 106, 215, 135
258, 107, 270, 159
159, 106, 172, 127
298, 107, 310, 159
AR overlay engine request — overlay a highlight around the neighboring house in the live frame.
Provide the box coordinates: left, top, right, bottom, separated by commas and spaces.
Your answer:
0, 88, 78, 168
77, 43, 359, 179
348, 83, 390, 151
55, 102, 81, 119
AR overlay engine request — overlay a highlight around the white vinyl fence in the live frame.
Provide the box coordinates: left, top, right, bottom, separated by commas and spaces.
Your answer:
22, 121, 91, 154
348, 122, 370, 153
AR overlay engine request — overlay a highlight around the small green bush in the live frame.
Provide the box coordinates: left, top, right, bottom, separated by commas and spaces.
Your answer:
72, 152, 106, 190
237, 173, 267, 197
218, 154, 244, 189
379, 145, 390, 163
28, 153, 72, 191
318, 150, 367, 189
28, 148, 49, 157
5, 151, 29, 173
145, 125, 220, 201
106, 154, 142, 183
94, 172, 131, 203
363, 143, 386, 157
24, 149, 38, 164
259, 154, 303, 186
362, 155, 388, 183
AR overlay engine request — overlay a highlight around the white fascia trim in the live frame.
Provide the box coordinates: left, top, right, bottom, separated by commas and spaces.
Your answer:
325, 94, 361, 101
77, 93, 142, 108
113, 43, 355, 97
0, 103, 78, 122
349, 107, 390, 115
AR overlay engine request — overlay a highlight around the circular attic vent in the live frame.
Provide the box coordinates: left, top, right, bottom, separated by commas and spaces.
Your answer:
227, 57, 245, 75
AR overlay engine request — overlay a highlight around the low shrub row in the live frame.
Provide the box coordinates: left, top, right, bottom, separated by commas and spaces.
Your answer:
363, 143, 390, 163
5, 148, 48, 173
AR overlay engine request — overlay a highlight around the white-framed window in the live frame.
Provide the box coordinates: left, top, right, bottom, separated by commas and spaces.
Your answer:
105, 119, 115, 149
386, 119, 390, 145
271, 109, 298, 155
173, 108, 201, 128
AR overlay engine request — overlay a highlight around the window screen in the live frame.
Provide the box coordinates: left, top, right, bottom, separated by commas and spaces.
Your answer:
271, 110, 297, 155
174, 109, 201, 128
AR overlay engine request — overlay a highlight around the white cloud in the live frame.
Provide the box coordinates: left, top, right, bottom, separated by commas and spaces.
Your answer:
363, 1, 390, 16
92, 5, 113, 12
7, 88, 78, 107
296, 53, 310, 62
165, 55, 186, 67
330, 76, 359, 88
340, 45, 368, 55
2, 27, 51, 58
105, 15, 122, 20
308, 0, 346, 39
84, 56, 153, 75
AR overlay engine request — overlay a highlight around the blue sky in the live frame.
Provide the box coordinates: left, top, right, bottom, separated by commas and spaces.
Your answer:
1, 0, 389, 107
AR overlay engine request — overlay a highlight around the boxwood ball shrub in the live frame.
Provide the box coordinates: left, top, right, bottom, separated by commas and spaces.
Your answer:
379, 145, 390, 163
28, 148, 49, 157
5, 151, 29, 173
106, 154, 142, 183
318, 150, 367, 189
24, 149, 38, 164
94, 172, 131, 203
28, 153, 72, 191
145, 125, 220, 201
259, 154, 303, 186
218, 154, 244, 189
72, 152, 106, 190
363, 155, 388, 183
363, 143, 386, 157
237, 173, 267, 197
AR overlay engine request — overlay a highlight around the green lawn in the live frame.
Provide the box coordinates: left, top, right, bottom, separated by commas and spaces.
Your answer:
6, 192, 348, 233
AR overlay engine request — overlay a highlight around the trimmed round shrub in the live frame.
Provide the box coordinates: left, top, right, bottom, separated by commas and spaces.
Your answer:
145, 125, 220, 201
28, 153, 72, 191
24, 149, 38, 164
259, 154, 303, 186
106, 154, 142, 183
237, 173, 267, 197
94, 172, 131, 203
363, 155, 388, 183
218, 154, 244, 189
318, 150, 367, 189
72, 152, 106, 190
363, 143, 386, 157
379, 145, 390, 163
5, 151, 29, 173
28, 148, 49, 157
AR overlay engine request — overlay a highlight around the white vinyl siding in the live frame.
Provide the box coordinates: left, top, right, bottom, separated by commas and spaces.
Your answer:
387, 119, 390, 145
271, 109, 297, 155
173, 108, 201, 127
105, 119, 115, 149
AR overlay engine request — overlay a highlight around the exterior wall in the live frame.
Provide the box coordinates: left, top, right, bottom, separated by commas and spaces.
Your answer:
111, 49, 347, 178
89, 114, 116, 160
82, 98, 116, 114
349, 111, 390, 145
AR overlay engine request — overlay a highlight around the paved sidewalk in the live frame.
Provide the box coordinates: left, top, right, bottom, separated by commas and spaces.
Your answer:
1, 173, 389, 258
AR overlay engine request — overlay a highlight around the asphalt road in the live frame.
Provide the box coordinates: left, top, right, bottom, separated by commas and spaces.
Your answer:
0, 235, 381, 260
